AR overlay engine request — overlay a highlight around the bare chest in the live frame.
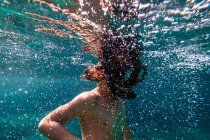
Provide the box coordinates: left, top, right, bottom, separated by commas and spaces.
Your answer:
82, 101, 126, 128
79, 98, 127, 139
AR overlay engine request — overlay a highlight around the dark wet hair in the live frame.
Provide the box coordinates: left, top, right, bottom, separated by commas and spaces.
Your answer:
99, 32, 147, 99
83, 32, 147, 99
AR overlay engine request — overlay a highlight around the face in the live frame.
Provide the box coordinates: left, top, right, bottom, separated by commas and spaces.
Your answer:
82, 65, 106, 82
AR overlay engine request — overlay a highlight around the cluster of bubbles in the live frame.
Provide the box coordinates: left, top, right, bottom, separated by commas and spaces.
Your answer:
0, 0, 209, 139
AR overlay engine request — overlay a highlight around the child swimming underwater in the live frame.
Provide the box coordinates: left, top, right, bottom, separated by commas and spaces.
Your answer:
38, 32, 146, 140
38, 0, 147, 139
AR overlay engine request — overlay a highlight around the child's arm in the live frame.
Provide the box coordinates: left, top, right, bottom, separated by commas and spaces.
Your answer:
38, 92, 92, 140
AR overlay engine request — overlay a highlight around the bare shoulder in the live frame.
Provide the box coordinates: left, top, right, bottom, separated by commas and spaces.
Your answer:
43, 89, 99, 123
73, 89, 99, 103
70, 89, 100, 115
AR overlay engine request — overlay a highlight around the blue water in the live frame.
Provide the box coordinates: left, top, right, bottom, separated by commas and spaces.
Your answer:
0, 0, 210, 140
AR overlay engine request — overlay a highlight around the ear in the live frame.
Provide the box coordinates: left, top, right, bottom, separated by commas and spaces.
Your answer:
82, 66, 106, 82
94, 69, 106, 81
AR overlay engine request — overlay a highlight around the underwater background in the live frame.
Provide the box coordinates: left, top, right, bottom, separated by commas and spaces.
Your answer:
0, 0, 209, 139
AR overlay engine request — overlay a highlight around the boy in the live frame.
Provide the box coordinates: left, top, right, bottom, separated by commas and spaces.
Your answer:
38, 66, 131, 139
38, 33, 146, 139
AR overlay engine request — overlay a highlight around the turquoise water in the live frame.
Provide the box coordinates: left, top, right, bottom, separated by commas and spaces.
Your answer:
0, 0, 209, 139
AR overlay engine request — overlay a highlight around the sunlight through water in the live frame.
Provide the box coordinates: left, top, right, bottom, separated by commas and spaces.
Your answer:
0, 0, 209, 139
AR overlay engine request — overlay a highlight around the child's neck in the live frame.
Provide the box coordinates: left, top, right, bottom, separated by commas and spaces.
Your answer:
96, 80, 112, 98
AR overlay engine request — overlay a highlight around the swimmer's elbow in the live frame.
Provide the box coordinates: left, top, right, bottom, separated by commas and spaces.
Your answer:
38, 117, 51, 134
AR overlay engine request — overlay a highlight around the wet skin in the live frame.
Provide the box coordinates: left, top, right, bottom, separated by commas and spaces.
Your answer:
38, 80, 131, 140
